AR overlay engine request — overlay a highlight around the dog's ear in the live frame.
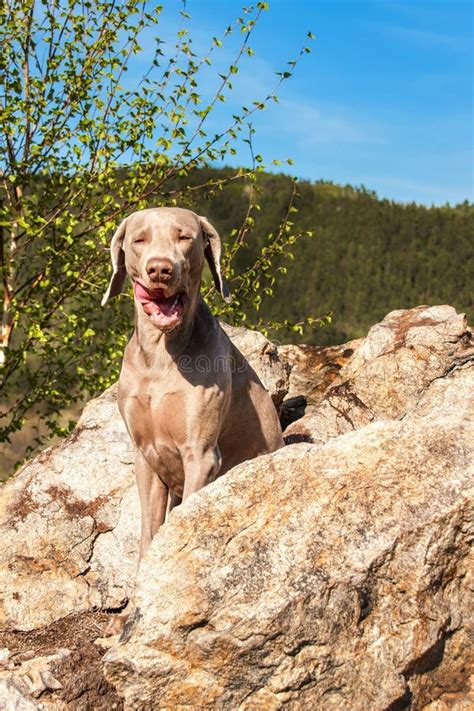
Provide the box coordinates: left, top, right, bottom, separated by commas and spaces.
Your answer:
199, 215, 231, 302
101, 218, 128, 306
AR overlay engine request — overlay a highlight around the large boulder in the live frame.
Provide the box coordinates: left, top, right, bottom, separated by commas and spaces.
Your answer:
0, 327, 289, 632
104, 360, 474, 709
283, 304, 473, 444
0, 385, 139, 632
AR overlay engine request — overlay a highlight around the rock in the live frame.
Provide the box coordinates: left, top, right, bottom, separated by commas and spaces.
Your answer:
279, 338, 362, 405
278, 340, 361, 430
104, 358, 474, 709
0, 610, 124, 711
0, 649, 11, 669
1, 305, 473, 709
0, 386, 139, 632
0, 650, 71, 700
0, 325, 290, 632
423, 686, 474, 710
221, 323, 290, 408
0, 679, 40, 710
284, 305, 473, 444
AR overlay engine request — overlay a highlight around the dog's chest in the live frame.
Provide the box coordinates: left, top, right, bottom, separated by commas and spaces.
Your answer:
118, 345, 230, 490
119, 376, 189, 450
118, 377, 189, 492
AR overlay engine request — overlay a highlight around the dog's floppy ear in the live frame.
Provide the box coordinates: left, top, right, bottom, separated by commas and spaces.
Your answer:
199, 215, 231, 302
101, 218, 128, 306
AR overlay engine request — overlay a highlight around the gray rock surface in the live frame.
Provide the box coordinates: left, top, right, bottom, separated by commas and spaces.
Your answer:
104, 360, 474, 709
283, 304, 473, 444
0, 679, 41, 710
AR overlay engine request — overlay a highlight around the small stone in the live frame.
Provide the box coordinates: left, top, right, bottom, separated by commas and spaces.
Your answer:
39, 670, 62, 691
0, 651, 72, 700
0, 649, 11, 669
94, 636, 117, 650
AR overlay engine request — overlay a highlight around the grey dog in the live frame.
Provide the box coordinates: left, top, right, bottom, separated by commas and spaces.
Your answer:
102, 207, 284, 631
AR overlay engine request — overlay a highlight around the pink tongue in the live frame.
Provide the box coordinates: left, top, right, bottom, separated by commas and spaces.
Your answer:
133, 280, 160, 305
133, 281, 183, 330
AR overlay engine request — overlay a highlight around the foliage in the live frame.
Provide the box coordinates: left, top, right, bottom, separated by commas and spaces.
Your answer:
0, 0, 316, 459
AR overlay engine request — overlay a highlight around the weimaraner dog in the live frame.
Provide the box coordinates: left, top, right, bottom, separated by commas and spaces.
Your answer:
102, 207, 283, 630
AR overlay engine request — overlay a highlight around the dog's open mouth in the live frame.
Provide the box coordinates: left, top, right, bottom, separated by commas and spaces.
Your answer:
133, 280, 187, 331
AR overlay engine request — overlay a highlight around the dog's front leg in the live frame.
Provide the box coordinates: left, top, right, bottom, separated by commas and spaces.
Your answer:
103, 453, 167, 638
135, 450, 168, 563
181, 446, 221, 501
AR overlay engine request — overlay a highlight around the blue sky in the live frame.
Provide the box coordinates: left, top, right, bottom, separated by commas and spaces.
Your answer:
145, 1, 473, 205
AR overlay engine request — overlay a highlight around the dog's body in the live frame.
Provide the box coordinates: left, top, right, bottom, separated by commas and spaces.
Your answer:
103, 207, 284, 563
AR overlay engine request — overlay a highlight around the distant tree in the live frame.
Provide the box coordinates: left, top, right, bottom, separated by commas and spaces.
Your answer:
0, 0, 316, 462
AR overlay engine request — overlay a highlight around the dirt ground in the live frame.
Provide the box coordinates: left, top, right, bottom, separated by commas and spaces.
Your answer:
0, 611, 123, 710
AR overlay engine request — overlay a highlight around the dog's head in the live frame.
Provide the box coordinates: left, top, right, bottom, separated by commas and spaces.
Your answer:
102, 207, 230, 331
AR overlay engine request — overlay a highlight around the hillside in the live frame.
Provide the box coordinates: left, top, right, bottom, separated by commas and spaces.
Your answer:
181, 168, 473, 344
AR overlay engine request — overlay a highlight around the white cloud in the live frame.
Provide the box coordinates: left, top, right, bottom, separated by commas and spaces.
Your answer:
356, 175, 472, 205
370, 22, 469, 52
266, 97, 387, 147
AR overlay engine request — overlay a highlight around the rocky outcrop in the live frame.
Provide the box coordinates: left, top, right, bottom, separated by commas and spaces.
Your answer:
0, 305, 473, 710
279, 337, 362, 406
103, 357, 474, 709
0, 328, 289, 632
278, 338, 362, 431
283, 305, 473, 444
0, 385, 138, 632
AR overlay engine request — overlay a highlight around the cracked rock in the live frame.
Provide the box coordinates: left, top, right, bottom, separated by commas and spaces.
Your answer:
283, 304, 474, 444
104, 360, 474, 709
0, 650, 70, 708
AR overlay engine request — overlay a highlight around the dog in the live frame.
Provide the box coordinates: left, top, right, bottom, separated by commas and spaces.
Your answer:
102, 207, 284, 631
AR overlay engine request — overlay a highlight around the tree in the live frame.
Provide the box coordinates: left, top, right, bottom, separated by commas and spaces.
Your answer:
0, 0, 315, 464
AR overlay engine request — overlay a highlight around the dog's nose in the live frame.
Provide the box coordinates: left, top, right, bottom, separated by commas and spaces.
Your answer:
146, 258, 174, 284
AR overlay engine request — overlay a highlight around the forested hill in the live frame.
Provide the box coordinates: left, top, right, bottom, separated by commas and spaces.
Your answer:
183, 168, 473, 345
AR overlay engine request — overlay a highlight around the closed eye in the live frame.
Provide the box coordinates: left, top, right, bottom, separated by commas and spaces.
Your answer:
134, 238, 145, 244
179, 235, 193, 241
